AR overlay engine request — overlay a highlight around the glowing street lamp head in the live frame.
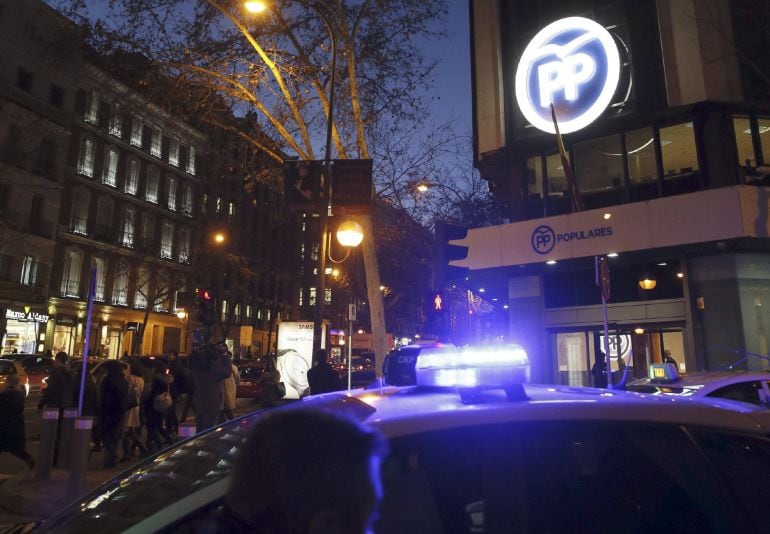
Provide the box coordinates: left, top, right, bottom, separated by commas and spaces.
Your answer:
244, 1, 267, 13
336, 220, 364, 248
416, 183, 429, 193
214, 232, 226, 244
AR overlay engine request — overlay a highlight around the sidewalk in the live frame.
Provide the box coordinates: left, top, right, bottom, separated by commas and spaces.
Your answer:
0, 454, 139, 527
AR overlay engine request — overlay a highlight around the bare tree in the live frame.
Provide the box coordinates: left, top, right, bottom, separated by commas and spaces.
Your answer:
128, 264, 188, 354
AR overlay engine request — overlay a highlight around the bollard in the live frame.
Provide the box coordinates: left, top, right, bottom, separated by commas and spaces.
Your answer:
178, 422, 197, 441
67, 416, 93, 498
35, 408, 60, 480
58, 408, 78, 470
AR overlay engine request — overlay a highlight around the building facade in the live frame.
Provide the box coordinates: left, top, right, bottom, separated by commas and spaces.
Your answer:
466, 0, 770, 384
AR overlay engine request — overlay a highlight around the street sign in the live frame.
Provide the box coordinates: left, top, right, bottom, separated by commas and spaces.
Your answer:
283, 160, 321, 212
348, 304, 357, 321
332, 159, 373, 215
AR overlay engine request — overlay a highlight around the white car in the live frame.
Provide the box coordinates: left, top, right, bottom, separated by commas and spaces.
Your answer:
626, 363, 770, 406
37, 347, 769, 533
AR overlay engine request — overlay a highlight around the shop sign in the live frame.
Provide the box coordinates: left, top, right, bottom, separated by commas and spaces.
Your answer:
531, 224, 613, 255
5, 308, 50, 323
515, 16, 620, 134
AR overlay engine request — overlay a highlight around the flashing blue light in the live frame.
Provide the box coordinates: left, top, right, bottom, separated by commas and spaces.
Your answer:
415, 345, 530, 388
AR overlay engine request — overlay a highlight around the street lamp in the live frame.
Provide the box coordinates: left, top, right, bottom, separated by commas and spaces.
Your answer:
213, 232, 226, 244
244, 0, 337, 358
175, 309, 189, 353
336, 220, 364, 248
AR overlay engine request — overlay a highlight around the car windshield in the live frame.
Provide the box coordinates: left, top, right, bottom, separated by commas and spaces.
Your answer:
40, 395, 375, 533
240, 366, 263, 379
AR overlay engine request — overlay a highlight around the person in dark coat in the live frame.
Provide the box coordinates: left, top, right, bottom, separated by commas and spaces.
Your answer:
171, 355, 193, 423
190, 343, 233, 433
98, 360, 128, 468
0, 375, 34, 469
145, 365, 174, 452
71, 363, 100, 449
307, 349, 344, 395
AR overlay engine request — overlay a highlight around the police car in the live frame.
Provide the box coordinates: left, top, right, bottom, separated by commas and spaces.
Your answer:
38, 346, 769, 533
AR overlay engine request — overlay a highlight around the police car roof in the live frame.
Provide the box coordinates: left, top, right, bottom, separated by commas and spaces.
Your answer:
332, 383, 767, 438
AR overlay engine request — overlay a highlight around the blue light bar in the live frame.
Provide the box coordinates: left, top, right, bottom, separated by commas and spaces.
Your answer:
415, 345, 530, 388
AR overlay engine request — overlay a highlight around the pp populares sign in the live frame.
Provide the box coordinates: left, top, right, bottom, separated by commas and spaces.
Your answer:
515, 17, 620, 134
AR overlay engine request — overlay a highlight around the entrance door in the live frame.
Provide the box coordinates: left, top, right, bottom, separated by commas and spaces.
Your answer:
630, 326, 686, 378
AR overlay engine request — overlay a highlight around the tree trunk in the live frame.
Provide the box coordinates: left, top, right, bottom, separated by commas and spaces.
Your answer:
359, 214, 387, 376
132, 306, 153, 355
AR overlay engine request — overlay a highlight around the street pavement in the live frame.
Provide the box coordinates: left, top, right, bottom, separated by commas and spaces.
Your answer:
0, 391, 262, 529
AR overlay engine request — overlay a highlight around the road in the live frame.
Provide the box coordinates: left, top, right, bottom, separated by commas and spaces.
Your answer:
0, 387, 263, 479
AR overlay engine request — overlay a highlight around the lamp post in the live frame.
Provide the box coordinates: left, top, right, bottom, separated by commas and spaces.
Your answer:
244, 0, 337, 358
176, 309, 188, 353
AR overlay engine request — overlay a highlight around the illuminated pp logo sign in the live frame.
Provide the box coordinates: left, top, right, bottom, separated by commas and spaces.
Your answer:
531, 225, 556, 254
515, 17, 620, 134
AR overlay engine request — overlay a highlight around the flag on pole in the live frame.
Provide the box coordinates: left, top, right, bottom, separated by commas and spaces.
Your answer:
550, 103, 583, 212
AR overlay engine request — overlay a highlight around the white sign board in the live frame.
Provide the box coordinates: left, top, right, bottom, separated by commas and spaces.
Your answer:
276, 321, 325, 399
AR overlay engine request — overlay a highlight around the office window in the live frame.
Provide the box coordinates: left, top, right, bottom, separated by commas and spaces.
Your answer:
216, 197, 222, 213
130, 117, 143, 147
169, 139, 180, 167
178, 227, 191, 264
167, 176, 177, 211
257, 308, 263, 320
20, 256, 37, 286
525, 156, 544, 199
186, 145, 196, 175
61, 249, 82, 297
150, 128, 162, 158
228, 201, 235, 218
160, 221, 174, 259
49, 84, 64, 108
298, 287, 304, 306
77, 137, 95, 177
93, 257, 106, 302
221, 299, 229, 322
309, 287, 317, 306
758, 118, 770, 166
36, 138, 56, 176
246, 304, 252, 319
324, 288, 331, 305
134, 267, 149, 309
182, 184, 193, 216
574, 134, 624, 193
120, 206, 135, 248
102, 146, 119, 186
154, 271, 170, 312
546, 153, 568, 195
108, 105, 122, 137
16, 67, 33, 92
69, 189, 90, 235
84, 90, 99, 125
626, 127, 658, 184
125, 158, 139, 194
112, 261, 128, 306
95, 196, 114, 234
141, 213, 155, 248
146, 166, 159, 203
660, 123, 699, 176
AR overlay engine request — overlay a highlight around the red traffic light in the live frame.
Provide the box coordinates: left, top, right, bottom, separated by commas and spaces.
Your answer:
196, 288, 212, 301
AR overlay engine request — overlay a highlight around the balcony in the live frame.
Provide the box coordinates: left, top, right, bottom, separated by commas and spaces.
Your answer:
1, 210, 55, 240
0, 254, 49, 303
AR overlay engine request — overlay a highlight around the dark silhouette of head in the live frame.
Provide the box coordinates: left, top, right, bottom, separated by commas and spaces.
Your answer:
226, 409, 387, 534
314, 349, 328, 365
55, 351, 68, 365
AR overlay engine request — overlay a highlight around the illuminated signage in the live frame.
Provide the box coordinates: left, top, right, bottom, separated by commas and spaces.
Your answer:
5, 308, 50, 323
531, 224, 613, 255
515, 17, 620, 134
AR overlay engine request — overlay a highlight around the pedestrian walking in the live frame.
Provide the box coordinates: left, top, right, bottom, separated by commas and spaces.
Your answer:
145, 362, 175, 452
165, 351, 180, 436
257, 356, 283, 408
72, 363, 99, 450
221, 360, 239, 421
121, 362, 147, 461
307, 348, 344, 395
172, 355, 194, 423
0, 375, 34, 469
190, 342, 233, 432
98, 360, 128, 468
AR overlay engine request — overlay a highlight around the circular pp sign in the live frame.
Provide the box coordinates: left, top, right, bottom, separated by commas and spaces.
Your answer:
515, 17, 620, 134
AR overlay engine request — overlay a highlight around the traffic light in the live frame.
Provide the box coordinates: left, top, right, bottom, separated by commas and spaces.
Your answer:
195, 288, 215, 326
434, 221, 469, 290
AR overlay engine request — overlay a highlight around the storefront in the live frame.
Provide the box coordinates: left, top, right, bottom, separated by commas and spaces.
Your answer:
2, 307, 50, 355
52, 315, 77, 356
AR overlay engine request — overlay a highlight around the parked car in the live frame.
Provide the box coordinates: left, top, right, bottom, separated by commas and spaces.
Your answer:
336, 353, 377, 388
0, 359, 30, 397
626, 363, 770, 406
236, 361, 263, 399
34, 345, 770, 532
18, 355, 54, 390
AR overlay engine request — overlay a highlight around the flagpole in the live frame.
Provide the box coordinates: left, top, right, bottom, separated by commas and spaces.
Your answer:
550, 103, 583, 212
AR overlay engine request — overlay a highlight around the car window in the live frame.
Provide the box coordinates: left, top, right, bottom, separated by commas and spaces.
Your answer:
377, 421, 750, 533
706, 381, 763, 405
692, 429, 770, 527
240, 367, 262, 380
